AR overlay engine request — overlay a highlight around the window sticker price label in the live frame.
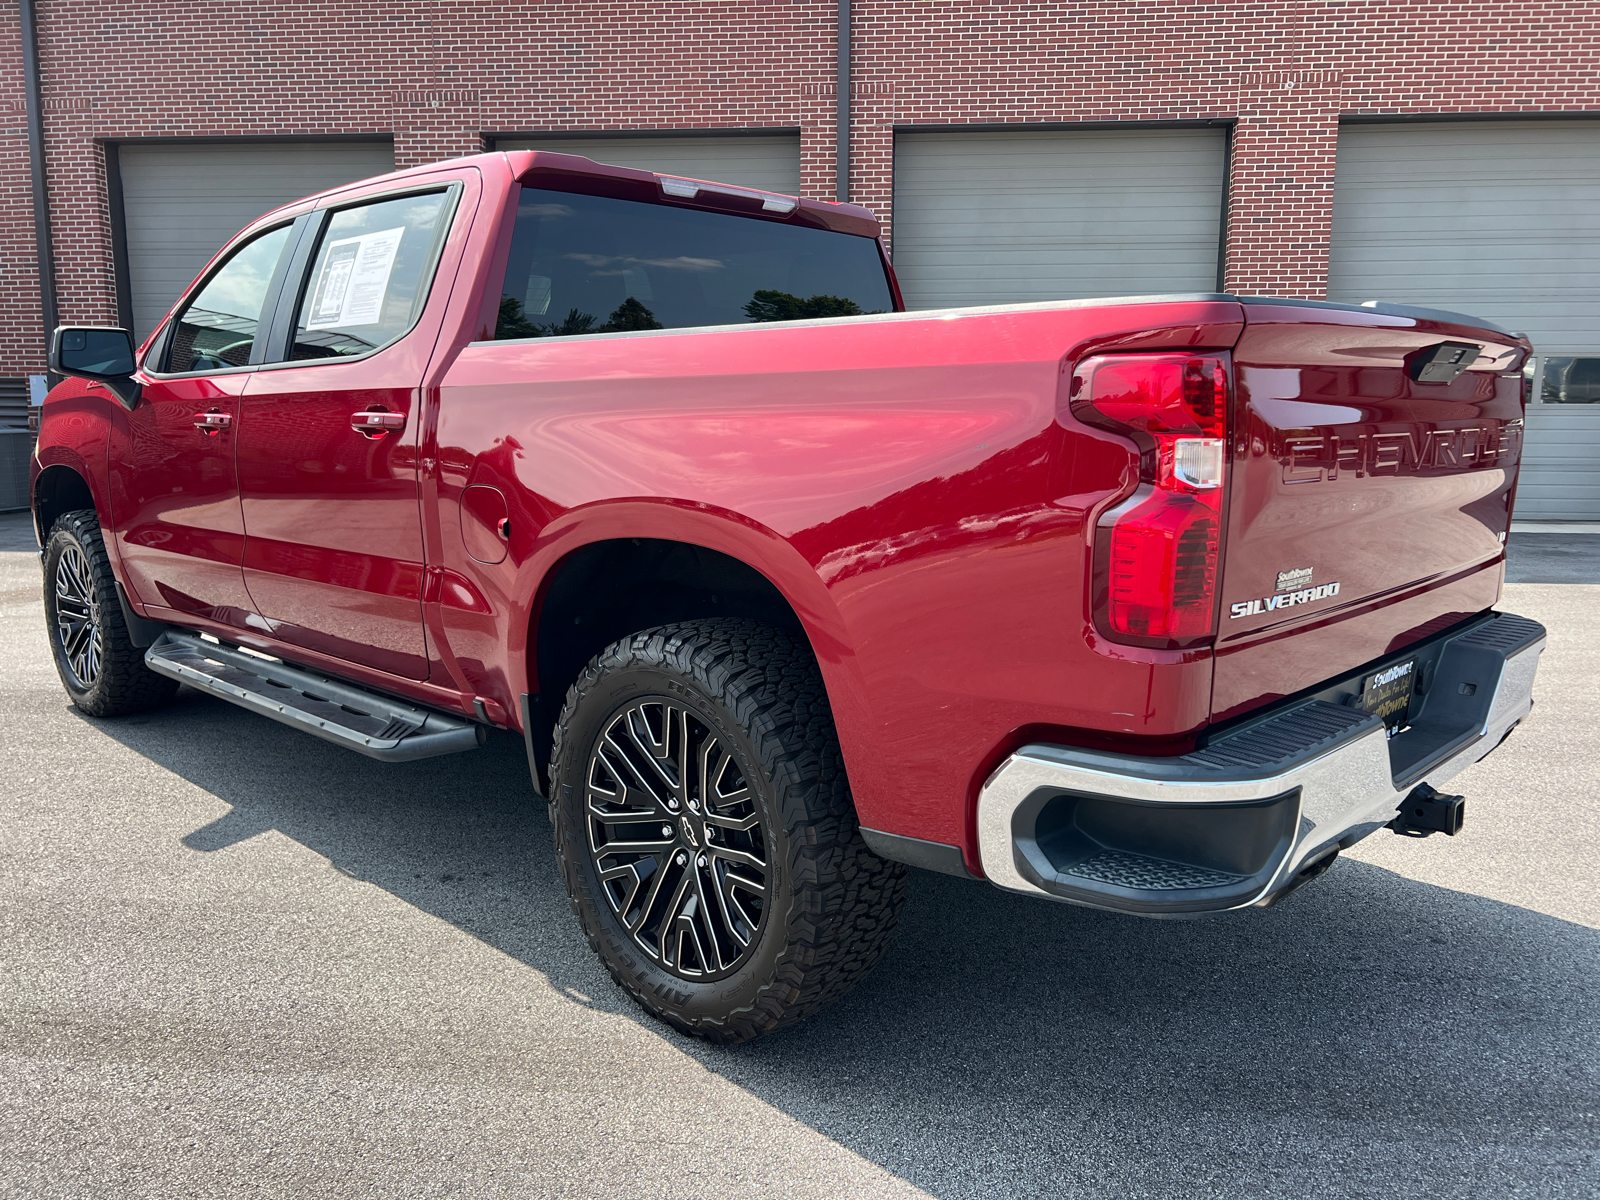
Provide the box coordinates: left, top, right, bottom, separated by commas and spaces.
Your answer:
306, 226, 406, 329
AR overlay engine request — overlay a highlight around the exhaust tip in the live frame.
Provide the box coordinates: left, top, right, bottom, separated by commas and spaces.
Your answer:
1256, 847, 1340, 908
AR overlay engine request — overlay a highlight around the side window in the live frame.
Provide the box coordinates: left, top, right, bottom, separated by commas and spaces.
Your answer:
165, 223, 293, 373
290, 190, 452, 360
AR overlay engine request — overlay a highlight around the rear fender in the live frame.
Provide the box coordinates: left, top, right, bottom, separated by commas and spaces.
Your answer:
514, 499, 874, 798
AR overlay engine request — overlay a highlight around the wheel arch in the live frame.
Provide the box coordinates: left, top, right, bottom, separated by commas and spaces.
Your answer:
32, 461, 97, 547
516, 502, 867, 791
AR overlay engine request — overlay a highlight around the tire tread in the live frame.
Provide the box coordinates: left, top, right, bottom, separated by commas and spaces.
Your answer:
45, 510, 177, 717
549, 618, 907, 1043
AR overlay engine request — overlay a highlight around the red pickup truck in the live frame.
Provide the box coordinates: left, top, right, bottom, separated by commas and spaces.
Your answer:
33, 150, 1545, 1043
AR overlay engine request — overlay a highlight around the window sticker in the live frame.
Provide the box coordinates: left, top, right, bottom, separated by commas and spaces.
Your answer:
305, 226, 406, 329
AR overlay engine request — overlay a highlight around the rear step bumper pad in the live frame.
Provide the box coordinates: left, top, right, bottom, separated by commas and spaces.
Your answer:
144, 631, 485, 762
977, 610, 1546, 916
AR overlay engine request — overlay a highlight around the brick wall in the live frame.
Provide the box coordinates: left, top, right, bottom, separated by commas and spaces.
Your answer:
2, 0, 1598, 374
1, 5, 37, 378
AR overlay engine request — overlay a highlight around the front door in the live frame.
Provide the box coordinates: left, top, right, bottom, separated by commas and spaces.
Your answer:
111, 221, 296, 628
236, 183, 463, 680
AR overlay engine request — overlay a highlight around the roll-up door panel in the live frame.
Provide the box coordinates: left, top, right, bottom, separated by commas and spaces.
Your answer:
494, 135, 801, 195
119, 141, 396, 340
1328, 121, 1600, 520
1510, 407, 1600, 516
891, 128, 1227, 310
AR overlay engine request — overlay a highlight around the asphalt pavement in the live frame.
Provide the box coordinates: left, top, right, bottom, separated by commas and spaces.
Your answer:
1, 510, 1595, 1199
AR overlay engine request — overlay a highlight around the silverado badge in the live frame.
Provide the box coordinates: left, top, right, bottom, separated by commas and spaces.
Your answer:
1231, 568, 1341, 619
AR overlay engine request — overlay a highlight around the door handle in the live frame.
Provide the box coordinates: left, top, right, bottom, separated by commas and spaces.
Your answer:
193, 410, 232, 434
351, 410, 405, 438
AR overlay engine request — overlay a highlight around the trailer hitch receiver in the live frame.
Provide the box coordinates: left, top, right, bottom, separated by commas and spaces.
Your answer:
1388, 783, 1466, 838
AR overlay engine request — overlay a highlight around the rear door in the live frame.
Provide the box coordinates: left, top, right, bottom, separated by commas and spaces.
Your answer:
1212, 302, 1529, 721
235, 172, 476, 679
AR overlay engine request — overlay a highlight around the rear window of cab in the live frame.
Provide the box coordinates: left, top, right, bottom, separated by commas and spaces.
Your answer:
495, 187, 895, 339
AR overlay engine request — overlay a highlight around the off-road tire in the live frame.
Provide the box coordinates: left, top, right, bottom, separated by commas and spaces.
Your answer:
549, 618, 907, 1043
42, 510, 178, 717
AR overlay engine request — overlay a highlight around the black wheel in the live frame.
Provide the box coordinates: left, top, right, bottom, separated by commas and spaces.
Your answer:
549, 619, 907, 1043
42, 510, 178, 717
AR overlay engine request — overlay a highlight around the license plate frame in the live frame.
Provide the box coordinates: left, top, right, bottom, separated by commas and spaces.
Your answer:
1359, 657, 1419, 731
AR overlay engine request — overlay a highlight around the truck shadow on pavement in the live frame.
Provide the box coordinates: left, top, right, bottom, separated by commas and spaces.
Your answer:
90, 687, 1598, 1199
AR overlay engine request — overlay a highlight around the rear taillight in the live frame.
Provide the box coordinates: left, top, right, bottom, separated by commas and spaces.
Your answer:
1071, 353, 1230, 647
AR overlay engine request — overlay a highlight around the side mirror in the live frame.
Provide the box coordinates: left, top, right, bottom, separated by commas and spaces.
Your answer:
49, 326, 142, 410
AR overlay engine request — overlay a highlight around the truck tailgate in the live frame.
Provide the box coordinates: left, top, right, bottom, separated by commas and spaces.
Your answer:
1212, 302, 1529, 721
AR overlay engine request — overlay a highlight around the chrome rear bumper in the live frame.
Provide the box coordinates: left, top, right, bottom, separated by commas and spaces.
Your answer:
977, 612, 1545, 915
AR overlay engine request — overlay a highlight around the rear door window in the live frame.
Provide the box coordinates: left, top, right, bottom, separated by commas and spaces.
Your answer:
163, 223, 293, 373
290, 189, 455, 360
495, 188, 894, 339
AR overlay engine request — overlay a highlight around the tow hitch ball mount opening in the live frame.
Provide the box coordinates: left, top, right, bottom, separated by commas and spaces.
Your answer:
1389, 782, 1466, 838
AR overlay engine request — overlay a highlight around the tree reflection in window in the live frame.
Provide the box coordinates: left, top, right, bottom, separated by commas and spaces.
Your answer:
744, 291, 863, 322
496, 296, 667, 339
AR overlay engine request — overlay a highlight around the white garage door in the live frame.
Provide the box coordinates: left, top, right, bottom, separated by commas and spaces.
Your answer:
118, 141, 396, 340
890, 127, 1228, 310
494, 134, 801, 196
1328, 121, 1600, 521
